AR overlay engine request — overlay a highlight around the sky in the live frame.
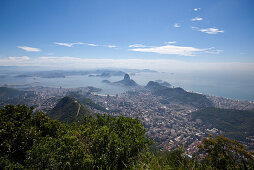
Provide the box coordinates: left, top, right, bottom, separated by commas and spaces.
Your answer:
0, 0, 254, 71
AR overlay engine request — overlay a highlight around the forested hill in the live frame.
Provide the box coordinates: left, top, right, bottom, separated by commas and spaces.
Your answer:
191, 107, 254, 145
0, 87, 35, 107
67, 92, 108, 112
48, 96, 94, 123
145, 81, 213, 108
0, 87, 26, 97
0, 87, 34, 98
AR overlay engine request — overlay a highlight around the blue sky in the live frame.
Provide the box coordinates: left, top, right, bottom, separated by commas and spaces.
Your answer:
0, 0, 254, 70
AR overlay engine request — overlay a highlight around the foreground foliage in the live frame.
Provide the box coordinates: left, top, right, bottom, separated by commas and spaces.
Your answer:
149, 135, 254, 169
198, 135, 254, 169
0, 105, 150, 169
1, 104, 254, 169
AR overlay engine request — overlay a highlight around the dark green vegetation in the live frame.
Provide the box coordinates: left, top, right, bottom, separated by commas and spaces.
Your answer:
146, 81, 213, 108
1, 104, 254, 169
191, 107, 254, 146
0, 87, 27, 97
81, 98, 108, 112
151, 135, 254, 169
0, 87, 35, 107
198, 135, 254, 169
0, 105, 151, 169
48, 96, 94, 123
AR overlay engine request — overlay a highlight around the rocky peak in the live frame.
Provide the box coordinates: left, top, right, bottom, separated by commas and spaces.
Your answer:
124, 74, 130, 80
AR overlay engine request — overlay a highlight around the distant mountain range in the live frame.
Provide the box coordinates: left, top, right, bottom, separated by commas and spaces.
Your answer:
155, 80, 172, 88
8, 68, 157, 79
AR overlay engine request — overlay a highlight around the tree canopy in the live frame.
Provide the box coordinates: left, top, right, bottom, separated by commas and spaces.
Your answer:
0, 104, 151, 169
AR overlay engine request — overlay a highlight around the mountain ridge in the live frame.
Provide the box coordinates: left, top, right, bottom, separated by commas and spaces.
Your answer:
146, 81, 213, 108
48, 96, 94, 123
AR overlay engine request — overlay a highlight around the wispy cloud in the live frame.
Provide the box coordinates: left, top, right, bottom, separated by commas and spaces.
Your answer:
103, 45, 117, 48
17, 46, 40, 52
129, 44, 147, 48
54, 42, 117, 48
199, 28, 224, 34
194, 8, 201, 11
87, 43, 98, 47
0, 56, 31, 64
204, 47, 224, 54
129, 43, 222, 56
165, 41, 177, 44
87, 43, 117, 48
54, 42, 84, 47
191, 17, 203, 21
8, 56, 30, 61
129, 44, 205, 56
192, 27, 224, 34
173, 23, 181, 28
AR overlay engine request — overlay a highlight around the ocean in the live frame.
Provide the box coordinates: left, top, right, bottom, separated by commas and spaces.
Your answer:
0, 70, 254, 101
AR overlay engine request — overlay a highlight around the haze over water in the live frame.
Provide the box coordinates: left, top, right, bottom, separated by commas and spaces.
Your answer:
1, 70, 253, 101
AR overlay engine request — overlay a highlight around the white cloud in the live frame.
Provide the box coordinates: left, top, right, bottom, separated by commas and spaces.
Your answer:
104, 45, 117, 48
129, 44, 147, 48
194, 8, 201, 11
0, 56, 31, 64
8, 56, 30, 61
17, 46, 40, 52
199, 27, 224, 34
192, 27, 224, 34
165, 41, 177, 44
191, 17, 203, 21
87, 44, 117, 48
87, 43, 98, 47
129, 44, 205, 56
129, 43, 223, 56
174, 23, 181, 28
54, 42, 117, 48
54, 42, 84, 47
204, 47, 224, 54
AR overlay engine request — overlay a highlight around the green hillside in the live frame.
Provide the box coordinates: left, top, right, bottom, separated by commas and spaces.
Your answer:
191, 107, 254, 142
48, 96, 93, 123
146, 81, 213, 108
0, 87, 35, 107
67, 92, 108, 112
0, 87, 26, 97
